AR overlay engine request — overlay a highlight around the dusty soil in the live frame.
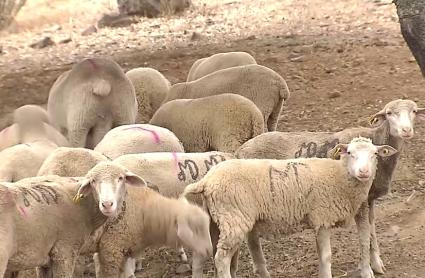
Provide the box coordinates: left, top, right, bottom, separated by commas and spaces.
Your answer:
1, 0, 425, 277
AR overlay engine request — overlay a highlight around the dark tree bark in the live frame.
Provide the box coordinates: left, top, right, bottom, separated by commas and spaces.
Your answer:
0, 0, 26, 30
394, 0, 425, 77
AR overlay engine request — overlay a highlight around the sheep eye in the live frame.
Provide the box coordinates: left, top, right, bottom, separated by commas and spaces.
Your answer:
386, 111, 392, 115
413, 110, 418, 114
118, 176, 124, 182
347, 151, 351, 155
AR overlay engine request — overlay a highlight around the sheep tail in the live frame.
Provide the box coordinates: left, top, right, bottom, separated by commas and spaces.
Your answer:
181, 181, 205, 197
90, 78, 112, 96
279, 79, 291, 101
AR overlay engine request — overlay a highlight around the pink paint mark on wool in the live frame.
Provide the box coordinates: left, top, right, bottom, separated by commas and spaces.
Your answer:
17, 205, 27, 217
122, 126, 161, 144
86, 58, 98, 70
171, 152, 179, 170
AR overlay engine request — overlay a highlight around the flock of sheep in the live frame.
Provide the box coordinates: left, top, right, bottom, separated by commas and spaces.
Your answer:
0, 51, 423, 278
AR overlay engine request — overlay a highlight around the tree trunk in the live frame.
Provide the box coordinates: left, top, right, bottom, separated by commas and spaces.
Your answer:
394, 0, 425, 77
0, 0, 26, 30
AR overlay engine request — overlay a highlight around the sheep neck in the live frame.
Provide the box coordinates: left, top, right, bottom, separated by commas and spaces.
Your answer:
368, 121, 403, 200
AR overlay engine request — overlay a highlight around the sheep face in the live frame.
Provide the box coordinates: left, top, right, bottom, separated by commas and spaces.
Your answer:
369, 99, 425, 140
332, 137, 397, 182
176, 202, 213, 258
75, 161, 146, 217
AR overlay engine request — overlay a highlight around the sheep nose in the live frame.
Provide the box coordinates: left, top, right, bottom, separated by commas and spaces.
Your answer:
102, 201, 114, 209
402, 127, 412, 133
359, 168, 369, 175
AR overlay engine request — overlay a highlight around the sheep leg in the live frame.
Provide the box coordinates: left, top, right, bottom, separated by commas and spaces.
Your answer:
230, 248, 239, 278
214, 247, 238, 278
247, 231, 270, 278
192, 252, 209, 278
316, 226, 332, 278
177, 246, 188, 262
96, 248, 125, 278
354, 202, 374, 278
86, 121, 112, 149
266, 100, 283, 132
369, 199, 385, 274
0, 254, 8, 278
50, 251, 78, 278
67, 125, 89, 148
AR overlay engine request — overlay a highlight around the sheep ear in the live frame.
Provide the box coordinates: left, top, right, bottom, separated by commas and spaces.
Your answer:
329, 143, 348, 160
125, 172, 147, 187
376, 145, 398, 157
73, 179, 92, 204
368, 109, 386, 127
416, 108, 425, 119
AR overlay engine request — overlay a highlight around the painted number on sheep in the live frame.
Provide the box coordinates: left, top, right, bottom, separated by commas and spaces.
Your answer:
19, 185, 59, 207
294, 139, 339, 158
270, 161, 308, 193
204, 154, 227, 171
177, 160, 199, 181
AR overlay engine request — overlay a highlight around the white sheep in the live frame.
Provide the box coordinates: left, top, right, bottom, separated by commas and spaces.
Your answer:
236, 99, 425, 277
150, 94, 265, 153
186, 51, 257, 81
0, 104, 69, 151
183, 137, 398, 278
91, 185, 212, 278
126, 67, 171, 123
47, 58, 138, 149
112, 151, 233, 275
164, 64, 290, 131
0, 140, 58, 182
94, 124, 185, 159
37, 147, 108, 177
0, 161, 146, 277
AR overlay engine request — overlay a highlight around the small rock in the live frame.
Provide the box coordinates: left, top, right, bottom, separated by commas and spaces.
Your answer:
289, 55, 305, 62
82, 25, 97, 36
176, 264, 191, 274
328, 91, 341, 99
246, 35, 256, 40
59, 37, 72, 44
29, 37, 55, 49
190, 32, 201, 41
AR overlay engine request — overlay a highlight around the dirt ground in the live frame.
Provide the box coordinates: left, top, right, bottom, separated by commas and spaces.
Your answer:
1, 0, 425, 277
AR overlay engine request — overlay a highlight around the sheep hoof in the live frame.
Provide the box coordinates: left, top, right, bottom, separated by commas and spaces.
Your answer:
371, 253, 386, 274
358, 265, 375, 278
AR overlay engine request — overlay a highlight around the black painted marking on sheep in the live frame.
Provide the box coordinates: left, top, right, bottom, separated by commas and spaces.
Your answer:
204, 154, 227, 171
18, 185, 59, 207
294, 139, 340, 158
177, 160, 199, 181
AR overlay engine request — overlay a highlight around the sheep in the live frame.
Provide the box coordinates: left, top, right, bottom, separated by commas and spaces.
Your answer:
37, 147, 109, 177
163, 64, 290, 131
0, 104, 69, 151
150, 94, 265, 153
91, 181, 212, 278
186, 51, 257, 81
235, 99, 425, 277
94, 124, 185, 159
0, 161, 146, 277
126, 67, 171, 123
183, 137, 398, 278
47, 58, 138, 149
0, 140, 58, 182
113, 151, 234, 274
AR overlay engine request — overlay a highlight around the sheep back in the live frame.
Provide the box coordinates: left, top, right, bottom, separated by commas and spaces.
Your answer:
126, 67, 171, 123
186, 52, 257, 81
37, 147, 108, 177
150, 94, 265, 152
94, 124, 184, 159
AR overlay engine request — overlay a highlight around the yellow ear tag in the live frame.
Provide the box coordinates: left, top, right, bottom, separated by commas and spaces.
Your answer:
368, 116, 378, 126
331, 147, 341, 159
72, 194, 83, 204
